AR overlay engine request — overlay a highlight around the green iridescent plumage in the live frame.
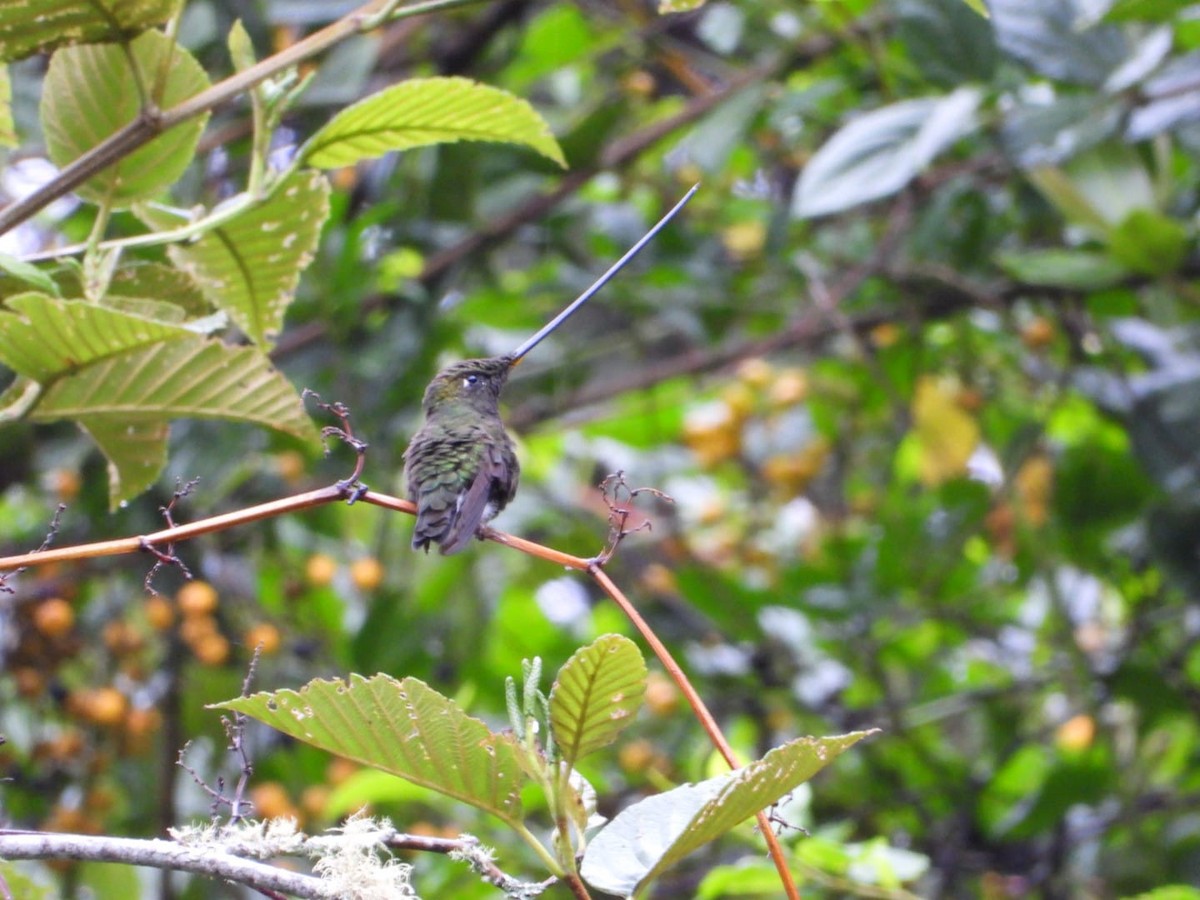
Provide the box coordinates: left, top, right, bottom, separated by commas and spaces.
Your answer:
403, 356, 520, 554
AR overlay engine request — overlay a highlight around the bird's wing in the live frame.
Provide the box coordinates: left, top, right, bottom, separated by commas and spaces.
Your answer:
438, 438, 513, 555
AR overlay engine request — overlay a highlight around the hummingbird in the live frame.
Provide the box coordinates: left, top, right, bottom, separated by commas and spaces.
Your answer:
404, 185, 698, 554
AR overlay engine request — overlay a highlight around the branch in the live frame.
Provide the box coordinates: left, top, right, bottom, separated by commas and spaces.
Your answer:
0, 831, 333, 899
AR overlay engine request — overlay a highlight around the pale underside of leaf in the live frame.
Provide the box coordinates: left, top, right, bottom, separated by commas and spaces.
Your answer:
168, 170, 330, 347
0, 0, 179, 63
793, 87, 981, 218
27, 336, 318, 445
0, 293, 193, 382
301, 76, 566, 169
550, 634, 647, 767
213, 674, 527, 826
79, 417, 169, 508
580, 730, 877, 897
40, 29, 209, 206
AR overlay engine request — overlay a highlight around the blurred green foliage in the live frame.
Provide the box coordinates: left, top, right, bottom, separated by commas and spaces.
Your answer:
2, 0, 1200, 897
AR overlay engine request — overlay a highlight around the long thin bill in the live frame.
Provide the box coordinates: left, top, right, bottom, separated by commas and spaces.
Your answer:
509, 183, 700, 363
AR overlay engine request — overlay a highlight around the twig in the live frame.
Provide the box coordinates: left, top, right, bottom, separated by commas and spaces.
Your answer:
590, 472, 674, 568
0, 503, 64, 593
303, 390, 369, 501
143, 477, 201, 593
0, 832, 333, 899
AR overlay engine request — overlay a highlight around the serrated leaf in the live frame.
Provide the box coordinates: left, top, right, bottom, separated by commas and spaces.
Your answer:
550, 634, 646, 767
168, 171, 330, 347
0, 293, 192, 382
41, 30, 210, 206
213, 674, 527, 826
793, 87, 981, 218
300, 76, 565, 169
0, 255, 60, 297
57, 262, 212, 319
581, 731, 876, 897
28, 337, 318, 445
0, 0, 178, 63
79, 417, 169, 508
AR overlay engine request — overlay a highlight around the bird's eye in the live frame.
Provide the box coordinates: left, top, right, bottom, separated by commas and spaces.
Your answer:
464, 374, 479, 387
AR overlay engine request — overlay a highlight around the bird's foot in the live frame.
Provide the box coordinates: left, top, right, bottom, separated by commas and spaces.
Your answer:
337, 479, 369, 504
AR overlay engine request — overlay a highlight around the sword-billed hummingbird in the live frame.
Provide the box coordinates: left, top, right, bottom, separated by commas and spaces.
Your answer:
404, 185, 698, 554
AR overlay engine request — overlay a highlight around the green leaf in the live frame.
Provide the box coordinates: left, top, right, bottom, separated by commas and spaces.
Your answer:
28, 337, 318, 445
995, 248, 1131, 289
897, 0, 996, 86
660, 0, 707, 11
988, 0, 1127, 86
40, 30, 210, 206
0, 65, 14, 146
212, 674, 528, 827
78, 417, 168, 509
0, 255, 60, 297
549, 634, 646, 767
300, 76, 566, 170
793, 87, 981, 218
580, 731, 876, 896
0, 0, 179, 63
167, 171, 331, 347
1107, 209, 1189, 276
0, 293, 192, 382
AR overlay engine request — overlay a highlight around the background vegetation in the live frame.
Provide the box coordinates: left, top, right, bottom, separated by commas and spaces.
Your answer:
1, 0, 1199, 897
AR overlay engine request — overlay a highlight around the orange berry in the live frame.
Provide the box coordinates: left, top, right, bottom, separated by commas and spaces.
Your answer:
618, 739, 656, 775
179, 615, 218, 646
305, 553, 337, 587
77, 687, 128, 727
300, 785, 331, 820
1021, 316, 1056, 350
736, 357, 773, 389
621, 70, 656, 97
124, 706, 162, 739
192, 633, 231, 667
251, 782, 299, 821
639, 563, 678, 596
644, 672, 680, 717
13, 666, 45, 698
50, 469, 82, 502
244, 622, 282, 656
103, 620, 143, 656
177, 581, 218, 618
274, 450, 306, 484
1056, 714, 1096, 752
326, 757, 358, 786
144, 595, 175, 630
33, 597, 74, 638
349, 557, 384, 591
768, 368, 808, 407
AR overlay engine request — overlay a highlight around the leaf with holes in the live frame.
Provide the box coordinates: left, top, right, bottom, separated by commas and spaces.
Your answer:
167, 171, 330, 347
581, 731, 877, 897
0, 293, 193, 383
213, 674, 528, 826
40, 30, 209, 206
0, 0, 179, 63
550, 634, 646, 767
300, 76, 565, 169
